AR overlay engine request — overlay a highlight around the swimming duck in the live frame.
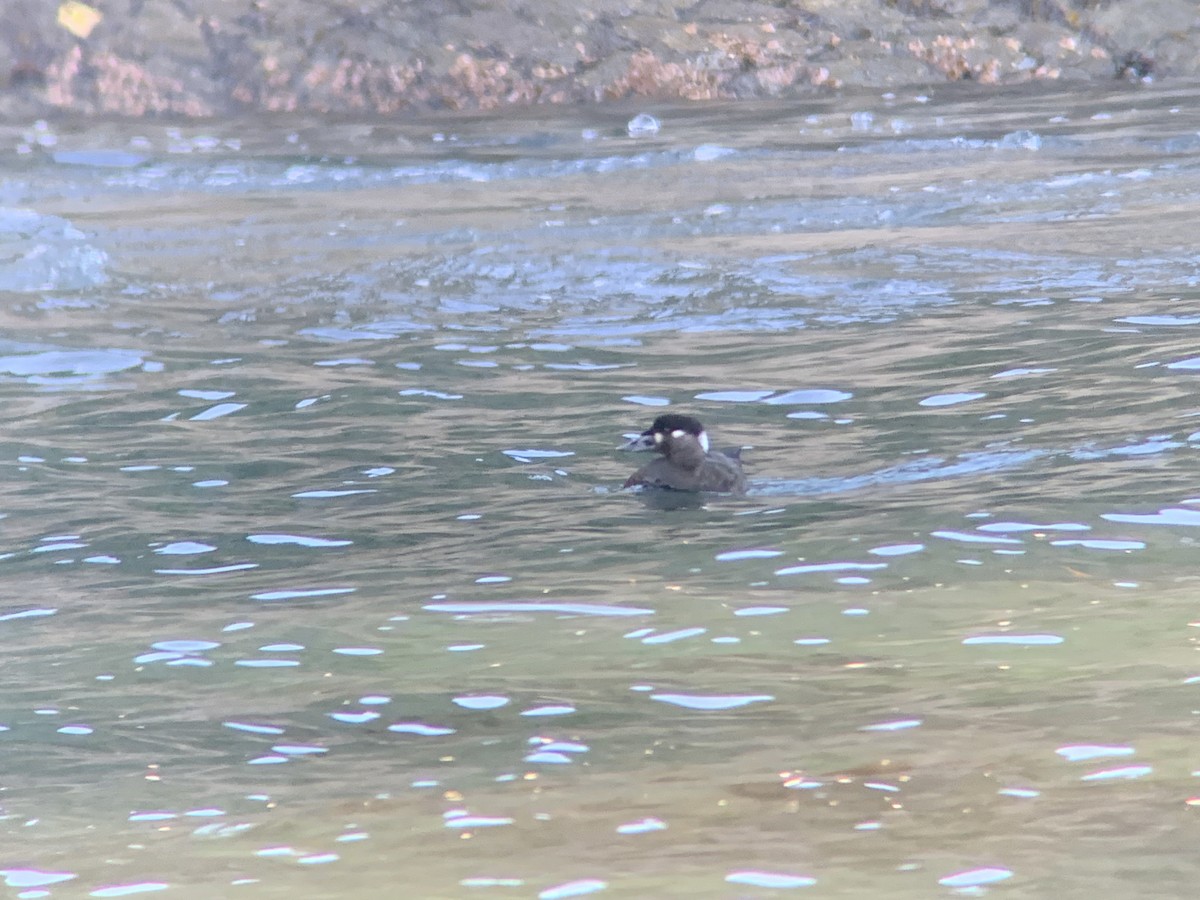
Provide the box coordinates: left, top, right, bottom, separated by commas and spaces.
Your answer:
621, 413, 746, 493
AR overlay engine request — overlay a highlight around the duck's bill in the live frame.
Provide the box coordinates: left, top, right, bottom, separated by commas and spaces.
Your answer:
620, 432, 655, 451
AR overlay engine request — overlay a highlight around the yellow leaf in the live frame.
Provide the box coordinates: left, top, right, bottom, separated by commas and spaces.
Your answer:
57, 1, 102, 39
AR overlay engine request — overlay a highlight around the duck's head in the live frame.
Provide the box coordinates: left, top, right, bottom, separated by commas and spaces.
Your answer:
621, 413, 710, 468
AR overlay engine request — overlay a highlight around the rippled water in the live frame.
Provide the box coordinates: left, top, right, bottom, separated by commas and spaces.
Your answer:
4, 83, 1200, 898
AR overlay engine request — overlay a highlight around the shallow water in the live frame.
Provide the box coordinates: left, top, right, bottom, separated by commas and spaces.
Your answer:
3, 82, 1200, 898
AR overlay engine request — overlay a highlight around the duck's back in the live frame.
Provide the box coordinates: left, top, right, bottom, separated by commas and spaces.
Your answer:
624, 451, 746, 493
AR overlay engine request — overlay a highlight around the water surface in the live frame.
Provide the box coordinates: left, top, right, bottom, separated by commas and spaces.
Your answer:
3, 83, 1200, 898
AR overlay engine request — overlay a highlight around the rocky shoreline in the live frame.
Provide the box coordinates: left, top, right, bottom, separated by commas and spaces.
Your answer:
3, 0, 1196, 119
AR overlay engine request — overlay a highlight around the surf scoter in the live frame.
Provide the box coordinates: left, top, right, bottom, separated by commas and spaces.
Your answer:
621, 413, 746, 493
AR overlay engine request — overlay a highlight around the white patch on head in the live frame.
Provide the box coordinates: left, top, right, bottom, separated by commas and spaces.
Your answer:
698, 431, 710, 453
653, 432, 663, 444
671, 429, 685, 439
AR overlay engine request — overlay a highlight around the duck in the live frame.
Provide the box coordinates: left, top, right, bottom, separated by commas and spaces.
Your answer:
621, 413, 746, 493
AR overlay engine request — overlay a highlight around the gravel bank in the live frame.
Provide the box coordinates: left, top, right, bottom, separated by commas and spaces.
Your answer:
2, 0, 1195, 118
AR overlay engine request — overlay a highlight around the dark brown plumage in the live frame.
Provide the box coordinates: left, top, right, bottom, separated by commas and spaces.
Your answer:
621, 414, 746, 493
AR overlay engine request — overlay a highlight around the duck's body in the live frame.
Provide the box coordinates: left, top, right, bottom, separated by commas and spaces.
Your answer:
621, 413, 746, 493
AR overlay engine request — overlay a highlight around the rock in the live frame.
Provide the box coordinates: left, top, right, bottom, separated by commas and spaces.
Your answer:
0, 0, 1193, 118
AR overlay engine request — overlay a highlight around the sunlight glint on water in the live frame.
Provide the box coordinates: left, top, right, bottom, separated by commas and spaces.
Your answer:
1, 85, 1199, 898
